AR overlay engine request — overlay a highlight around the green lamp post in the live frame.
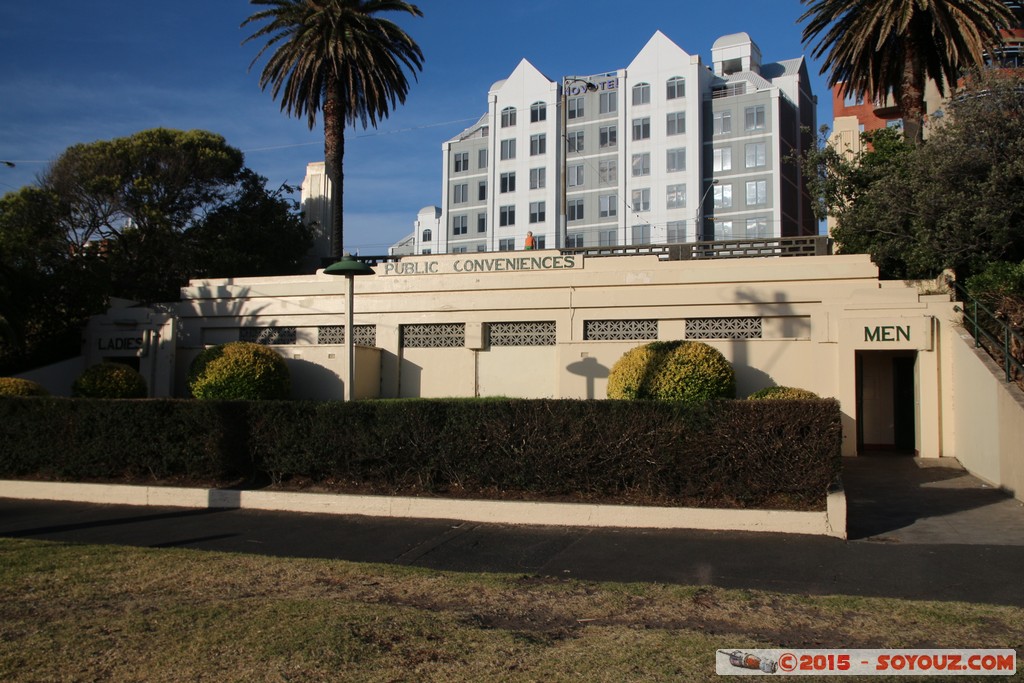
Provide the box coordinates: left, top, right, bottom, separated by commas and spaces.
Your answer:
324, 253, 375, 400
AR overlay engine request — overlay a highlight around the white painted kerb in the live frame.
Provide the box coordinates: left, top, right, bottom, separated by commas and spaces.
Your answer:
0, 480, 847, 538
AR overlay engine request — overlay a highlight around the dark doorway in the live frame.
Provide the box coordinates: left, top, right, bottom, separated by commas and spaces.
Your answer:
855, 351, 917, 455
892, 356, 916, 452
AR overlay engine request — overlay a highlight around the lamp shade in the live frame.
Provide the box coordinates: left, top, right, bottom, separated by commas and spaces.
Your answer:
324, 253, 375, 277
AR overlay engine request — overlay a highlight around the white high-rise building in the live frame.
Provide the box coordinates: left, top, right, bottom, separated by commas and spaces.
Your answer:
407, 30, 817, 256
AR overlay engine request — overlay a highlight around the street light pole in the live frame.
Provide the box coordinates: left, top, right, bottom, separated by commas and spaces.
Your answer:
324, 253, 375, 401
695, 179, 720, 242
560, 77, 597, 248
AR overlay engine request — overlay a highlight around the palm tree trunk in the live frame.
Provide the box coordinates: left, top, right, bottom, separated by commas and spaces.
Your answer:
323, 80, 344, 261
898, 44, 927, 146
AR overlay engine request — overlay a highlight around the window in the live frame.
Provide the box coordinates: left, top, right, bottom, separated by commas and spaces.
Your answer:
599, 193, 617, 218
632, 224, 651, 244
500, 139, 516, 160
529, 167, 546, 189
631, 188, 650, 212
478, 148, 488, 168
746, 180, 767, 206
599, 91, 617, 114
453, 151, 469, 172
567, 96, 584, 119
666, 184, 686, 209
632, 117, 650, 140
568, 198, 584, 221
499, 238, 515, 251
745, 142, 766, 168
568, 164, 584, 187
598, 229, 617, 247
452, 246, 468, 254
501, 106, 516, 127
667, 148, 685, 172
477, 212, 487, 232
744, 105, 766, 131
567, 131, 584, 153
714, 220, 736, 240
667, 111, 685, 136
666, 76, 685, 100
667, 221, 687, 243
713, 184, 732, 208
452, 215, 468, 235
631, 153, 650, 177
500, 205, 515, 226
529, 201, 545, 223
500, 172, 516, 193
453, 183, 468, 204
535, 234, 546, 250
566, 232, 585, 248
478, 181, 487, 201
421, 228, 432, 242
713, 110, 732, 135
530, 133, 546, 156
713, 147, 732, 172
842, 90, 864, 107
599, 159, 617, 183
746, 216, 769, 238
530, 101, 547, 122
632, 82, 650, 105
599, 124, 617, 148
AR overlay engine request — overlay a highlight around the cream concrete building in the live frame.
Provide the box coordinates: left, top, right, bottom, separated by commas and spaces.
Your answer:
24, 246, 1024, 501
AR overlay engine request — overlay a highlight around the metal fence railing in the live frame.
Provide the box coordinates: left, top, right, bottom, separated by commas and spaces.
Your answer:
951, 280, 1024, 385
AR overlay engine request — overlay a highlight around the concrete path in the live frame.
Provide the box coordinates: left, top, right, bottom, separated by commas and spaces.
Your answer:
2, 456, 1024, 607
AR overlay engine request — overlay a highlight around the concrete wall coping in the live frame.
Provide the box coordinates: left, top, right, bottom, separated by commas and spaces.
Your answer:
0, 480, 846, 539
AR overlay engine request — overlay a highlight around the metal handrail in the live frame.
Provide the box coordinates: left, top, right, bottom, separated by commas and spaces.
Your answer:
951, 281, 1024, 384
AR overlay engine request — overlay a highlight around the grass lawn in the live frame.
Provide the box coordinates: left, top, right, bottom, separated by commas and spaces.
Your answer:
0, 537, 1020, 682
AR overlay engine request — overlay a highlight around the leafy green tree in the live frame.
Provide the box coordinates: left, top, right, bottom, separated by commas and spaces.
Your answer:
0, 129, 311, 373
800, 0, 1014, 144
243, 0, 425, 259
43, 128, 245, 249
0, 187, 106, 372
187, 169, 312, 279
808, 69, 1024, 279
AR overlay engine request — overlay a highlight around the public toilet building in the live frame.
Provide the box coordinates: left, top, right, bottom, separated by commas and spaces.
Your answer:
60, 245, 1024, 499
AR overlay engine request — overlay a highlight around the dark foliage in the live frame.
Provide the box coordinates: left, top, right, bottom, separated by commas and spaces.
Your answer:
0, 397, 842, 510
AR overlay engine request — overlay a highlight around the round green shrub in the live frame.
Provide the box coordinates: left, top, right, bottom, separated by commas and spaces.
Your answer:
72, 363, 148, 398
748, 386, 820, 400
189, 341, 290, 400
0, 377, 49, 396
607, 340, 735, 403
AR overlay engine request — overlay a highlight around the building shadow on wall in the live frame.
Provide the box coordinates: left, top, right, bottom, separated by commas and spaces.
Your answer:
567, 356, 610, 399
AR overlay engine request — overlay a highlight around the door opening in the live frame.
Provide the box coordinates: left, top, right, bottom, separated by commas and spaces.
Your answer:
855, 351, 918, 455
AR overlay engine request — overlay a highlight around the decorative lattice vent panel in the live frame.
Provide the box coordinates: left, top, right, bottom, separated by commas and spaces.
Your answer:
317, 325, 377, 346
239, 327, 297, 345
489, 321, 556, 346
401, 323, 466, 348
583, 319, 658, 341
685, 317, 763, 339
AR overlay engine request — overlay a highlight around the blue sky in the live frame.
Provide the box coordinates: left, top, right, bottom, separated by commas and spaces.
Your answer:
0, 1, 831, 254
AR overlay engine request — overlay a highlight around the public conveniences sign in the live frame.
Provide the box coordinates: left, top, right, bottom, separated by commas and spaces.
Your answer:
378, 254, 583, 277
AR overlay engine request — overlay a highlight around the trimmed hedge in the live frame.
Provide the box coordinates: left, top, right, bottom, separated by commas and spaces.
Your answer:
189, 342, 290, 400
72, 363, 148, 398
0, 377, 49, 397
0, 397, 842, 510
607, 340, 736, 403
748, 386, 820, 400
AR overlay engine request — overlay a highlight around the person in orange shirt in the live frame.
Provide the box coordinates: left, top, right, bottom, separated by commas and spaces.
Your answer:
524, 231, 536, 250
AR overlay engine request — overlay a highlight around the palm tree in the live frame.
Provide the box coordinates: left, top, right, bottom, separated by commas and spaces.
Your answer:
800, 0, 1014, 144
243, 0, 424, 260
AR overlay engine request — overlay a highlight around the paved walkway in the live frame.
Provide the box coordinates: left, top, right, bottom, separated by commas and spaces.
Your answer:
2, 456, 1024, 606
